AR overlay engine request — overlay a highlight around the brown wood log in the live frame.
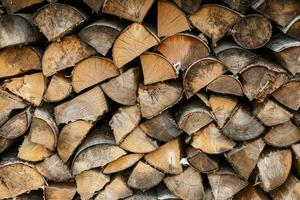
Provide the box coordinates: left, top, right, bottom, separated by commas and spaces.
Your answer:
225, 138, 265, 179
0, 46, 41, 78
282, 15, 300, 40
83, 0, 105, 13
101, 67, 140, 106
75, 170, 110, 200
72, 56, 120, 93
172, 0, 203, 14
183, 57, 226, 98
206, 75, 243, 96
223, 0, 252, 13
144, 138, 183, 174
102, 0, 155, 23
269, 174, 300, 200
4, 72, 46, 106
78, 19, 127, 56
44, 183, 76, 200
0, 137, 15, 155
112, 23, 159, 68
156, 33, 210, 71
292, 143, 300, 176
235, 184, 270, 200
42, 35, 96, 77
189, 4, 241, 45
195, 90, 211, 108
138, 80, 183, 119
157, 0, 190, 37
1, 0, 44, 13
54, 86, 108, 124
257, 149, 292, 192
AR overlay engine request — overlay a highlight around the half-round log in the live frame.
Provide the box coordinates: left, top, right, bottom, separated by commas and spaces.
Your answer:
207, 75, 243, 96
103, 154, 143, 174
44, 183, 76, 200
270, 175, 300, 200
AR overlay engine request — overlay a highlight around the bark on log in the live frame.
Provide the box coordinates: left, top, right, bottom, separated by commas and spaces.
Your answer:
282, 15, 300, 40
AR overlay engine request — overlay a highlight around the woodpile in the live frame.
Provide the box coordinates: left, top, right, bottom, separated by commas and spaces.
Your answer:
0, 0, 300, 199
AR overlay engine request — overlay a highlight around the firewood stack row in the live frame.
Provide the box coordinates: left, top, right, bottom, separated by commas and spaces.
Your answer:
0, 0, 299, 199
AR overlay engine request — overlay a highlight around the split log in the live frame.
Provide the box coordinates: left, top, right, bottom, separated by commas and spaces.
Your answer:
1, 0, 44, 13
127, 161, 164, 191
269, 175, 300, 200
206, 75, 243, 96
4, 72, 46, 106
57, 120, 93, 162
138, 80, 183, 119
175, 100, 213, 135
139, 110, 183, 142
257, 150, 292, 192
119, 127, 158, 153
112, 23, 159, 68
208, 168, 248, 200
0, 46, 41, 78
94, 175, 133, 200
225, 138, 265, 179
186, 147, 219, 173
195, 91, 211, 108
209, 94, 239, 128
44, 183, 76, 200
163, 167, 204, 200
183, 57, 226, 98
0, 14, 40, 49
222, 105, 265, 141
102, 0, 155, 23
190, 123, 236, 154
235, 184, 270, 200
72, 56, 120, 93
101, 67, 140, 106
83, 0, 105, 13
157, 0, 190, 37
75, 170, 110, 200
282, 15, 300, 40
253, 98, 293, 126
33, 3, 87, 41
172, 0, 203, 14
54, 86, 108, 124
264, 121, 300, 147
223, 0, 252, 13
144, 138, 183, 174
292, 143, 300, 176
103, 153, 143, 174
78, 19, 127, 56
36, 154, 72, 182
43, 73, 72, 102
140, 52, 177, 84
189, 4, 241, 45
0, 137, 15, 154
42, 35, 96, 77
0, 107, 33, 139
156, 33, 210, 71
232, 14, 272, 49
109, 104, 141, 144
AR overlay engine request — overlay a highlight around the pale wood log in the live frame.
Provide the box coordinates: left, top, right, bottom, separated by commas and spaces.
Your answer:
172, 0, 203, 14
44, 183, 76, 200
1, 0, 44, 13
235, 184, 270, 200
269, 175, 300, 200
83, 0, 105, 13
207, 75, 243, 96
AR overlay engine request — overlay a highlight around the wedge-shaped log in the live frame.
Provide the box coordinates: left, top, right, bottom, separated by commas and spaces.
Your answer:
292, 143, 300, 176
144, 138, 183, 174
101, 67, 140, 105
57, 120, 93, 162
189, 5, 241, 45
282, 15, 300, 40
270, 175, 300, 200
5, 72, 46, 106
1, 0, 44, 13
183, 57, 226, 98
72, 57, 120, 93
140, 52, 177, 85
102, 0, 154, 23
235, 184, 270, 200
44, 73, 72, 102
222, 105, 265, 141
157, 0, 190, 37
36, 154, 72, 182
128, 161, 164, 191
33, 3, 87, 41
138, 80, 183, 119
75, 170, 110, 200
257, 150, 292, 192
164, 167, 204, 200
196, 91, 211, 108
191, 123, 236, 154
83, 0, 105, 13
42, 36, 96, 77
208, 168, 248, 200
54, 86, 108, 124
207, 75, 243, 96
176, 100, 213, 135
113, 23, 159, 68
110, 105, 141, 144
44, 183, 76, 200
103, 154, 143, 174
78, 19, 126, 56
139, 110, 182, 142
0, 46, 41, 78
0, 14, 40, 49
119, 127, 158, 153
172, 0, 203, 14
156, 33, 210, 71
225, 138, 265, 179
253, 98, 293, 126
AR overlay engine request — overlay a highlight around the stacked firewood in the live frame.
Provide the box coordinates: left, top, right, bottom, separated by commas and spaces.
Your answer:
0, 0, 299, 199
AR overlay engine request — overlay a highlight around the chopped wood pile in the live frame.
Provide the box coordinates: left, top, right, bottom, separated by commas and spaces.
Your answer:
0, 0, 300, 199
